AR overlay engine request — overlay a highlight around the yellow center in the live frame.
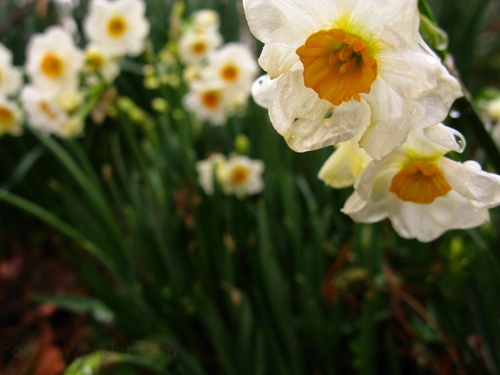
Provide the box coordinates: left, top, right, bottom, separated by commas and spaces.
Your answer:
0, 69, 3, 84
86, 52, 105, 72
192, 42, 207, 55
40, 53, 64, 79
0, 106, 14, 125
39, 101, 58, 121
231, 166, 250, 186
296, 28, 377, 106
107, 16, 127, 38
221, 64, 238, 83
201, 90, 220, 110
389, 160, 451, 204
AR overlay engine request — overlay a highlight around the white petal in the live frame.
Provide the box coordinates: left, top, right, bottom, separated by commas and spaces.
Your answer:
318, 136, 372, 189
251, 74, 277, 109
423, 124, 466, 153
342, 188, 392, 223
257, 42, 301, 79
243, 0, 337, 44
269, 70, 369, 152
390, 203, 447, 242
441, 158, 500, 207
359, 77, 412, 160
429, 191, 490, 230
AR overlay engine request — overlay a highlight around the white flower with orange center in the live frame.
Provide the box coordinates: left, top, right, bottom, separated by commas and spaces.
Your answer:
84, 0, 150, 57
178, 30, 223, 66
84, 44, 120, 83
342, 125, 500, 242
25, 26, 83, 98
21, 85, 80, 138
196, 153, 226, 195
219, 155, 264, 198
244, 0, 462, 160
0, 99, 23, 137
203, 43, 259, 92
0, 43, 22, 98
183, 82, 231, 125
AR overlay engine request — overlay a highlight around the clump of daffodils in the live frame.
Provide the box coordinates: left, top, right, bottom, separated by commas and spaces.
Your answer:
244, 0, 500, 241
196, 153, 264, 198
180, 10, 259, 126
0, 43, 23, 137
1, 0, 150, 139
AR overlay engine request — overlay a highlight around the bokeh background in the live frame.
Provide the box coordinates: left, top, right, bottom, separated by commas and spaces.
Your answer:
1, 0, 499, 374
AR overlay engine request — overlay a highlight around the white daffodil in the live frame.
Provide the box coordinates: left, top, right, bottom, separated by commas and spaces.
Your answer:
191, 9, 220, 34
203, 43, 259, 92
244, 0, 462, 160
0, 98, 23, 137
196, 153, 226, 195
178, 29, 223, 66
84, 0, 150, 57
218, 155, 264, 198
342, 124, 500, 242
84, 44, 120, 83
183, 81, 232, 126
25, 26, 83, 98
0, 43, 22, 98
318, 125, 372, 189
21, 85, 83, 138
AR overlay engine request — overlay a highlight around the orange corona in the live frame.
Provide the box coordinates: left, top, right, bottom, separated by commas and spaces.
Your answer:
40, 53, 64, 79
296, 28, 377, 106
389, 160, 451, 204
231, 166, 250, 186
107, 16, 127, 38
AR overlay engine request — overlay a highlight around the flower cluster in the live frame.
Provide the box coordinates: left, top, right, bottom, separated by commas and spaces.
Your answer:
244, 0, 500, 241
181, 10, 259, 126
0, 44, 23, 137
196, 153, 264, 198
1, 0, 149, 139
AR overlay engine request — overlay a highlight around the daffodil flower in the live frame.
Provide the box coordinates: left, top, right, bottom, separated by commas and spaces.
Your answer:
218, 155, 265, 198
84, 0, 150, 57
196, 153, 226, 196
342, 124, 500, 242
244, 0, 462, 159
0, 43, 22, 98
203, 43, 259, 93
25, 26, 84, 98
0, 98, 23, 137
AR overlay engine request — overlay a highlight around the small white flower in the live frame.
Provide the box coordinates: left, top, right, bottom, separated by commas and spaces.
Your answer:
178, 30, 223, 66
21, 84, 75, 137
191, 9, 220, 33
219, 155, 264, 198
342, 124, 500, 242
0, 98, 23, 137
0, 43, 22, 98
84, 0, 150, 57
183, 81, 232, 125
25, 26, 84, 98
244, 0, 463, 160
84, 44, 120, 83
196, 153, 226, 195
203, 43, 259, 91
